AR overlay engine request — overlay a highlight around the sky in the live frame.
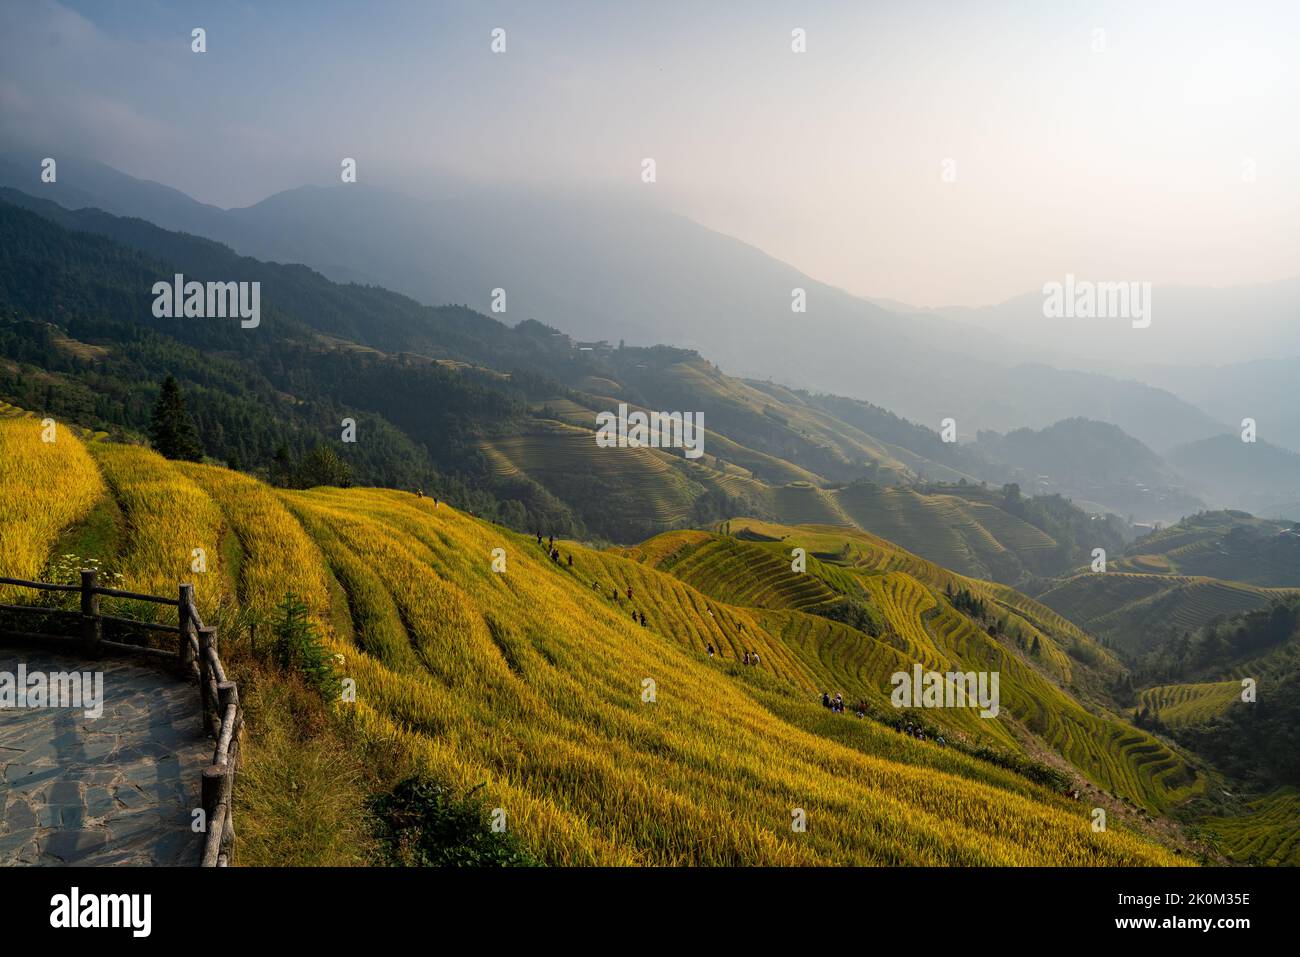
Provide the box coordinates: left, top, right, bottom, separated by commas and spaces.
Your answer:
1, 0, 1298, 307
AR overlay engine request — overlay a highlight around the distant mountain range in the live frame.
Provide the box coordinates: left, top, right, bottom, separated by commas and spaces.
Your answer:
0, 153, 1232, 453
1166, 435, 1300, 518
4, 153, 1297, 521
874, 276, 1300, 372
875, 283, 1300, 458
976, 419, 1205, 519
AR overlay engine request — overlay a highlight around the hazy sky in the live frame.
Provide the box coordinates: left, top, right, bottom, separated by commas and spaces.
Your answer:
2, 0, 1298, 307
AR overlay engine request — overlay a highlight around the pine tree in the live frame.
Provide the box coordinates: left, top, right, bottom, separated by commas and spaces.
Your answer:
148, 376, 203, 461
296, 445, 353, 488
270, 444, 294, 486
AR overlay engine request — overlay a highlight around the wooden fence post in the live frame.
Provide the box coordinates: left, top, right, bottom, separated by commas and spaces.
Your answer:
201, 764, 228, 867
217, 681, 238, 716
80, 569, 101, 656
178, 584, 196, 677
199, 625, 217, 733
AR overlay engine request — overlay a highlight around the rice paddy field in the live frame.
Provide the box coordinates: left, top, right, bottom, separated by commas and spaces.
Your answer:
1038, 572, 1296, 654
1115, 517, 1300, 588
475, 371, 1099, 593
0, 419, 1201, 866
695, 520, 1201, 813
832, 482, 1056, 582
1139, 681, 1244, 729
481, 421, 702, 532
0, 413, 106, 602
1200, 789, 1300, 866
772, 483, 854, 527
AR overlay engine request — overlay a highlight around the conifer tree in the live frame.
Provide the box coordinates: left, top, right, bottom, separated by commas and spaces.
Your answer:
148, 375, 203, 461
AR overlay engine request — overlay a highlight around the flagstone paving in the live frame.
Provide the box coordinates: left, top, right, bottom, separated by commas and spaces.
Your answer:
0, 650, 210, 866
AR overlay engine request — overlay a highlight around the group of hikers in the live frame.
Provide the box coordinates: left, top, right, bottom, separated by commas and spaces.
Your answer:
818, 694, 949, 746
536, 531, 575, 568
703, 642, 761, 666
822, 691, 861, 716
533, 531, 649, 628
599, 582, 647, 626
898, 720, 944, 746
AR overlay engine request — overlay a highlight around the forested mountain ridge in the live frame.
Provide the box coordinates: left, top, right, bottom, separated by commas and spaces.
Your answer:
0, 192, 1138, 576
0, 157, 1230, 450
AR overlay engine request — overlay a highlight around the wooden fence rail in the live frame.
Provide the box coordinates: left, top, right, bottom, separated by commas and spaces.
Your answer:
0, 570, 242, 866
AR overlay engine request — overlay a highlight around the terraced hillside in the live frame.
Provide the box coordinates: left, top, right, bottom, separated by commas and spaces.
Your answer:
631, 533, 844, 615
834, 482, 1056, 582
480, 421, 707, 539
1037, 572, 1295, 654
633, 520, 1201, 814
774, 483, 854, 527
0, 418, 1191, 866
617, 358, 937, 486
1115, 511, 1300, 587
1125, 616, 1300, 866
512, 354, 1096, 574
1199, 789, 1300, 866
1139, 681, 1243, 729
529, 393, 822, 488
493, 383, 1096, 579
720, 519, 1120, 687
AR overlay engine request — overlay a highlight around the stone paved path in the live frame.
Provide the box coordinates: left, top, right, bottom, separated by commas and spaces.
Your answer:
0, 650, 210, 865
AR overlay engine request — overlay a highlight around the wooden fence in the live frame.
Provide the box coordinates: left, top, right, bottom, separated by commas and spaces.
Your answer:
0, 570, 242, 866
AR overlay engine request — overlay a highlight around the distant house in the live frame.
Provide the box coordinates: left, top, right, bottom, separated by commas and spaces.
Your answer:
575, 340, 613, 355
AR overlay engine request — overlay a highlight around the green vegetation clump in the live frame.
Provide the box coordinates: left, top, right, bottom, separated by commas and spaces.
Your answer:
149, 374, 203, 462
276, 444, 354, 489
820, 596, 886, 637
269, 592, 341, 700
946, 583, 989, 619
368, 776, 538, 867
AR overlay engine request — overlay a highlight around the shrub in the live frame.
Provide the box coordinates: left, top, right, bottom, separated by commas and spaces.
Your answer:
269, 592, 340, 700
368, 775, 538, 867
820, 596, 886, 637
